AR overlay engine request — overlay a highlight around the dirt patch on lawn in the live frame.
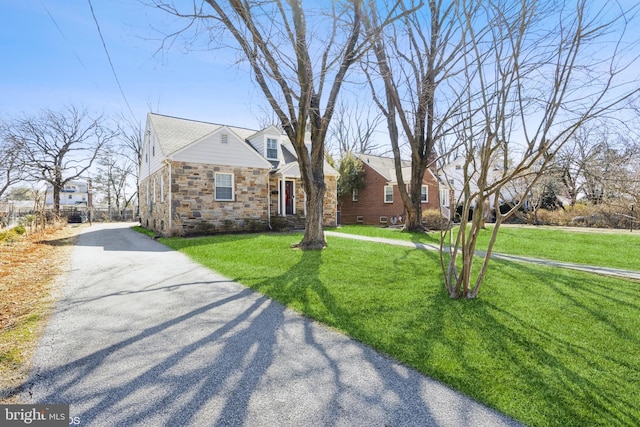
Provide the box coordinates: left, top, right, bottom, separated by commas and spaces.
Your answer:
0, 223, 86, 403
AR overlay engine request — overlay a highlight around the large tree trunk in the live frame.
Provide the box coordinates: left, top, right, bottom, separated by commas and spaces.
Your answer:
53, 187, 60, 215
298, 178, 326, 249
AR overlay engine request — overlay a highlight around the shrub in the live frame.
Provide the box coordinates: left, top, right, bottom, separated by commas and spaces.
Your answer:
269, 216, 288, 232
0, 229, 20, 244
195, 220, 215, 234
422, 209, 449, 231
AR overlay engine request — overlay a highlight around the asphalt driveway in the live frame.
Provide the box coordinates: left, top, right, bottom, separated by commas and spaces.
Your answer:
23, 222, 521, 426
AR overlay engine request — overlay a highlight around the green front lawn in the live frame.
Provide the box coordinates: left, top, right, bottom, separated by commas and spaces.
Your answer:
331, 225, 640, 271
160, 231, 640, 427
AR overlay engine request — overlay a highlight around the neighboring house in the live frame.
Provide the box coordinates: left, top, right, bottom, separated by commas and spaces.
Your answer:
339, 153, 452, 226
45, 180, 92, 208
438, 156, 525, 217
139, 113, 338, 235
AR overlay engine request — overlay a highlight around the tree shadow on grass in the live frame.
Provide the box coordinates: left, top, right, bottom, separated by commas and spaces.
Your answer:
415, 256, 640, 426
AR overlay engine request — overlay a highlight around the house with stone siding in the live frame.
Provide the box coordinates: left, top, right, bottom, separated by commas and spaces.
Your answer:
339, 153, 452, 226
139, 113, 338, 235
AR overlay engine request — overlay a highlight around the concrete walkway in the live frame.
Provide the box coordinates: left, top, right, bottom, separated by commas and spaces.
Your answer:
23, 223, 522, 426
325, 231, 640, 281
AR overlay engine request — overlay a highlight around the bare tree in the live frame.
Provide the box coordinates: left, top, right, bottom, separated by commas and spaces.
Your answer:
150, 1, 372, 249
0, 123, 28, 200
93, 145, 136, 219
363, 0, 468, 231
441, 0, 640, 298
5, 106, 118, 214
327, 98, 384, 157
151, 1, 418, 248
118, 114, 144, 213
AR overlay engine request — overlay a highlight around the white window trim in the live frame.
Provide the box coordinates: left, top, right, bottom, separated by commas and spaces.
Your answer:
153, 178, 157, 203
266, 138, 278, 160
352, 188, 358, 202
421, 185, 429, 203
215, 172, 234, 201
440, 188, 450, 207
384, 185, 394, 203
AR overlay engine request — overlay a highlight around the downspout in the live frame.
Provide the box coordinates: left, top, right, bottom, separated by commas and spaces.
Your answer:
267, 171, 271, 230
168, 160, 172, 233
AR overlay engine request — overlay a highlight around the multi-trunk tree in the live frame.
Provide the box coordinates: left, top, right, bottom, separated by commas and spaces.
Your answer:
441, 0, 640, 298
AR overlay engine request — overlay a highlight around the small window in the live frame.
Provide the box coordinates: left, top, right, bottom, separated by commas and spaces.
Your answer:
440, 188, 450, 207
160, 175, 165, 202
215, 172, 234, 201
352, 188, 358, 202
221, 134, 228, 144
421, 185, 429, 203
153, 178, 157, 203
379, 216, 388, 224
68, 194, 72, 200
356, 215, 364, 223
152, 144, 155, 156
266, 138, 278, 159
384, 186, 393, 203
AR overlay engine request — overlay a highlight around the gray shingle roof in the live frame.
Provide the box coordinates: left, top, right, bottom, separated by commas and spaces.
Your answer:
148, 113, 258, 156
357, 153, 410, 182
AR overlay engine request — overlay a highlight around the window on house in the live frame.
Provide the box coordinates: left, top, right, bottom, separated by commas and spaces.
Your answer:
440, 188, 450, 206
221, 134, 228, 144
152, 143, 155, 156
215, 172, 234, 201
266, 138, 278, 159
153, 178, 157, 203
68, 194, 72, 200
421, 185, 429, 203
384, 185, 393, 203
352, 188, 358, 201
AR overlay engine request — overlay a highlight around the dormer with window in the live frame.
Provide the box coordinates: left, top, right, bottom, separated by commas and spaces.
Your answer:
246, 126, 282, 164
266, 137, 279, 160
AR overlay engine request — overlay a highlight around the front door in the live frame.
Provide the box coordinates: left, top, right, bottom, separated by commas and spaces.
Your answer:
285, 180, 294, 215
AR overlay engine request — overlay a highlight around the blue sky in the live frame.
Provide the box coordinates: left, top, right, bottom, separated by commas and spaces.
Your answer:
0, 0, 266, 128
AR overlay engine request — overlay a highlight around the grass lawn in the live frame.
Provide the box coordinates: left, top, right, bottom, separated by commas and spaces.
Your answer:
159, 231, 640, 427
330, 224, 640, 271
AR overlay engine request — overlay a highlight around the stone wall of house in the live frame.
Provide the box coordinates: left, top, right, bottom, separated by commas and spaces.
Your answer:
140, 162, 271, 235
139, 165, 171, 234
323, 176, 338, 227
173, 162, 270, 234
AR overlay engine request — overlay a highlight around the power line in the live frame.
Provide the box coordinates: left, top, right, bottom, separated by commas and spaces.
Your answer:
40, 2, 98, 87
87, 0, 137, 121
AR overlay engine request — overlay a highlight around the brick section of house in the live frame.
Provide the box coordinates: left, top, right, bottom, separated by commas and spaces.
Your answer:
140, 162, 271, 235
339, 162, 439, 226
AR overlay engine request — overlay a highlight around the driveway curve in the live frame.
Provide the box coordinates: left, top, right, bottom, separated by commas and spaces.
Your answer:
23, 222, 521, 426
